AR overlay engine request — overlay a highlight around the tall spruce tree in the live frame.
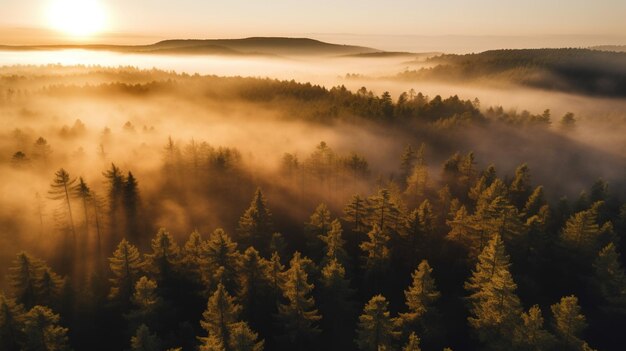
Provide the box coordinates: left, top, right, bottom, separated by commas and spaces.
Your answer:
355, 295, 399, 351
237, 188, 273, 254
465, 234, 522, 350
276, 252, 321, 350
22, 305, 70, 351
399, 260, 441, 342
0, 294, 24, 351
204, 229, 241, 294
109, 239, 143, 306
551, 295, 588, 350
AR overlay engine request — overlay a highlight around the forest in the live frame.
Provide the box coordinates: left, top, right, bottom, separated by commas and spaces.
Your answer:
1, 66, 626, 351
397, 49, 626, 97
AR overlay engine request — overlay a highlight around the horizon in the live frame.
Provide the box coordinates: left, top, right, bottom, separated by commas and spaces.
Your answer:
1, 0, 626, 53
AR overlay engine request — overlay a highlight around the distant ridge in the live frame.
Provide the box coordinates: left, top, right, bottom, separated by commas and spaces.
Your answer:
0, 37, 382, 57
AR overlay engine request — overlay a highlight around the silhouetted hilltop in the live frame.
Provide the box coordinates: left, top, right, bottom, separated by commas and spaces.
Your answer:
0, 37, 380, 57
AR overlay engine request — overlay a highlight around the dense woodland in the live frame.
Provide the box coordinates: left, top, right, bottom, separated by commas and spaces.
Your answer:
1, 67, 626, 351
398, 49, 626, 97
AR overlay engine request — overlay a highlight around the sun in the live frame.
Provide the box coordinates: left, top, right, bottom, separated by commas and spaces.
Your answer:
47, 0, 107, 37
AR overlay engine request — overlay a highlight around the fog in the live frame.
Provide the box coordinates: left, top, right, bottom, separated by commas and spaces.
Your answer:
1, 50, 625, 290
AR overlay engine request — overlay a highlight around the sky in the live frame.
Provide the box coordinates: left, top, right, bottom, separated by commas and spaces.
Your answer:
1, 0, 625, 51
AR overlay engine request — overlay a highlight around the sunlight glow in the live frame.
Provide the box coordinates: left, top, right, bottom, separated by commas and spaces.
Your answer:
47, 0, 107, 37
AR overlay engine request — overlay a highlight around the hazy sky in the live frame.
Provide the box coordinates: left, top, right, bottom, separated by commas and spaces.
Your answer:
1, 0, 625, 50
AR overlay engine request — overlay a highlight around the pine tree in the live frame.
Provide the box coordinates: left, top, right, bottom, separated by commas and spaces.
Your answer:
72, 177, 92, 233
145, 228, 180, 283
237, 188, 273, 254
318, 259, 356, 349
200, 283, 241, 347
124, 171, 141, 241
268, 252, 286, 305
180, 230, 206, 280
592, 243, 626, 313
8, 252, 43, 309
360, 224, 391, 288
403, 332, 422, 351
227, 322, 264, 351
48, 168, 77, 244
305, 203, 332, 256
550, 295, 587, 349
509, 164, 532, 209
129, 276, 161, 326
0, 294, 24, 351
343, 194, 368, 235
469, 165, 497, 203
204, 229, 241, 294
561, 203, 603, 256
355, 295, 398, 351
400, 145, 417, 185
38, 268, 65, 309
319, 219, 349, 267
513, 305, 555, 351
32, 137, 52, 167
109, 239, 143, 305
523, 186, 547, 219
276, 252, 321, 349
368, 189, 402, 235
22, 305, 70, 351
130, 324, 161, 351
465, 234, 522, 349
103, 163, 126, 243
405, 145, 429, 201
237, 247, 272, 329
399, 260, 441, 340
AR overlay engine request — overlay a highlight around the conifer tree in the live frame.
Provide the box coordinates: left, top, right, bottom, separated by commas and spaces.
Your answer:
8, 252, 44, 309
227, 322, 264, 351
360, 224, 391, 287
405, 145, 429, 201
22, 305, 70, 351
48, 168, 77, 242
0, 294, 24, 351
368, 189, 402, 235
38, 268, 65, 309
550, 295, 587, 349
124, 171, 141, 241
129, 276, 161, 326
523, 186, 547, 219
509, 163, 532, 209
103, 163, 126, 242
305, 203, 332, 255
355, 295, 398, 351
180, 230, 206, 280
237, 247, 272, 328
343, 194, 368, 235
318, 259, 356, 349
403, 332, 422, 351
469, 165, 497, 203
400, 145, 417, 185
130, 324, 161, 351
465, 234, 522, 349
592, 243, 626, 313
399, 260, 441, 340
200, 283, 241, 349
276, 252, 321, 349
145, 228, 180, 283
237, 188, 273, 253
72, 177, 92, 233
109, 239, 143, 305
268, 252, 286, 305
205, 229, 241, 294
319, 219, 349, 267
513, 305, 555, 351
561, 203, 603, 256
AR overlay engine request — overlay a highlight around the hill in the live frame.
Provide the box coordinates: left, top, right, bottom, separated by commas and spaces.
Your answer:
0, 37, 380, 57
397, 48, 626, 97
